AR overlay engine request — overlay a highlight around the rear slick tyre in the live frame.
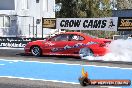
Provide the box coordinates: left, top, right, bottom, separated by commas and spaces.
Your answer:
79, 48, 93, 59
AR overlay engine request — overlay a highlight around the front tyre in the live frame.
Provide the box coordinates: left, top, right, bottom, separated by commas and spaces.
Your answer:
79, 48, 93, 59
31, 46, 42, 56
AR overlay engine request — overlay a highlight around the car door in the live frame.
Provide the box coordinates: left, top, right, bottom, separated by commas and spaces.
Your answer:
64, 34, 85, 54
44, 34, 70, 54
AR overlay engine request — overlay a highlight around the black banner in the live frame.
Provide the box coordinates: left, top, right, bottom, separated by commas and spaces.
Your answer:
42, 18, 56, 29
0, 37, 45, 48
118, 17, 132, 31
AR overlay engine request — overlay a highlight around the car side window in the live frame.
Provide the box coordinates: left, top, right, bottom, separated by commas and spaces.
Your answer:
69, 34, 84, 41
50, 34, 69, 41
79, 36, 84, 41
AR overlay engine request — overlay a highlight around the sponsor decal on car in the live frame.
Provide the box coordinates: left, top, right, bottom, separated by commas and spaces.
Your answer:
45, 42, 55, 46
51, 42, 98, 52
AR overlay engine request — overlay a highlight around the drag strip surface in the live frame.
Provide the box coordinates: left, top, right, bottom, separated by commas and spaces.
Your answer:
0, 48, 132, 68
0, 48, 132, 88
0, 59, 132, 84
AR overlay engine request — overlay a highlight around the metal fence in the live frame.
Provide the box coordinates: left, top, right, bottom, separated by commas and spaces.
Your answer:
113, 35, 129, 40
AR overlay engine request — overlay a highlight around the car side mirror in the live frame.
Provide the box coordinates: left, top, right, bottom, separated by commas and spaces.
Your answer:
44, 38, 49, 41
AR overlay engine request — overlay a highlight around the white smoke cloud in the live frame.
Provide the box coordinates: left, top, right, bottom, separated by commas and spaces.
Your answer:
102, 39, 132, 62
82, 39, 132, 62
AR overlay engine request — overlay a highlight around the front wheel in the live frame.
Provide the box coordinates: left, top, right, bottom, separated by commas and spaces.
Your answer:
31, 46, 42, 56
79, 48, 94, 59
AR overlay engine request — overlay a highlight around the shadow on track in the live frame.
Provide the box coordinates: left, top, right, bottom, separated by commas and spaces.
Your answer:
17, 52, 132, 65
0, 48, 132, 66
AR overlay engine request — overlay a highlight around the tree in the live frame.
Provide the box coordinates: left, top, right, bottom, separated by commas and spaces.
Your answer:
117, 0, 132, 10
79, 0, 113, 38
56, 0, 112, 18
55, 0, 116, 38
56, 0, 78, 17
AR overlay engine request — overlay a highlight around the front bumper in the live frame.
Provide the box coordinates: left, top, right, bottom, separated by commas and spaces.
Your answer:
24, 47, 31, 54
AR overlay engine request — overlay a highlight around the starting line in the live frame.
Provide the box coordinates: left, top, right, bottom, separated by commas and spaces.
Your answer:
0, 59, 132, 87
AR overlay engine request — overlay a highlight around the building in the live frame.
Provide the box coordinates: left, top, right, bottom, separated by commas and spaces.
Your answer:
0, 0, 63, 38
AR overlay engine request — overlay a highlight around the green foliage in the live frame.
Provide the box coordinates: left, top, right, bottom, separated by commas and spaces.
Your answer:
56, 0, 112, 18
117, 0, 132, 10
56, 0, 117, 38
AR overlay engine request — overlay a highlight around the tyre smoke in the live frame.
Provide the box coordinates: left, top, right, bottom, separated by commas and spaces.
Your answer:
82, 39, 132, 62
102, 39, 132, 62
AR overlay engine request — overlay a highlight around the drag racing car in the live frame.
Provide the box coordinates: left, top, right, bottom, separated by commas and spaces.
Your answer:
24, 32, 111, 58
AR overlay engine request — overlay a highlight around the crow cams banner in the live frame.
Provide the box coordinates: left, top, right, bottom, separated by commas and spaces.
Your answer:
56, 17, 118, 31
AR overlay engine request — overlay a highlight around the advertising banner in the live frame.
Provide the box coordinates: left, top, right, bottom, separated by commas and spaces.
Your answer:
117, 17, 132, 31
42, 18, 56, 29
56, 17, 118, 31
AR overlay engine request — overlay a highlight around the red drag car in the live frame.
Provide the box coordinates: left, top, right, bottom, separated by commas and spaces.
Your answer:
24, 32, 111, 58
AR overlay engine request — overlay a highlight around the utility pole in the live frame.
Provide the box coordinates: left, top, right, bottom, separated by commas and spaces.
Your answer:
42, 17, 43, 38
33, 17, 34, 38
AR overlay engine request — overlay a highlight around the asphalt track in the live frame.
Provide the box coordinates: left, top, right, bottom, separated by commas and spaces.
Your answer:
0, 48, 132, 88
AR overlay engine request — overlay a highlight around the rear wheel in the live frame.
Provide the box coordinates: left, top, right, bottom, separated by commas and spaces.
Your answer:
31, 46, 42, 56
79, 48, 93, 59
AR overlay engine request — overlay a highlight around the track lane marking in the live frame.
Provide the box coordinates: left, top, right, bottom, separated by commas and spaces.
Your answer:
0, 58, 132, 70
0, 76, 79, 84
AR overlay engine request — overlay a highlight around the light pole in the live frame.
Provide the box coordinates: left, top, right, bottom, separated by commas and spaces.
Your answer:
77, 0, 82, 32
55, 3, 62, 17
54, 2, 62, 35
